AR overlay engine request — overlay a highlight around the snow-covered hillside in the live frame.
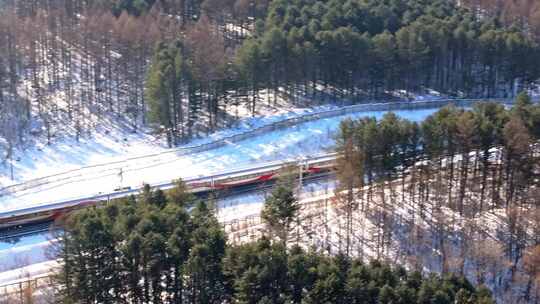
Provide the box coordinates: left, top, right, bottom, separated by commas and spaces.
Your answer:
0, 102, 446, 213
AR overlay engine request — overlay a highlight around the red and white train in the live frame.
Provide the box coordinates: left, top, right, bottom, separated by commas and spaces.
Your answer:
0, 154, 337, 230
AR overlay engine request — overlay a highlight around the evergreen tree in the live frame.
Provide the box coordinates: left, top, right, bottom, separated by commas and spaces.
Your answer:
261, 180, 299, 244
148, 41, 187, 145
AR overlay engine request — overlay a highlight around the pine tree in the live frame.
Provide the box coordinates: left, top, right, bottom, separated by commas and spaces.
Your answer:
261, 180, 299, 244
185, 201, 229, 303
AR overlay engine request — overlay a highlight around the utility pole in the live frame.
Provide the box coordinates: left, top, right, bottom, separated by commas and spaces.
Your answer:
118, 167, 123, 189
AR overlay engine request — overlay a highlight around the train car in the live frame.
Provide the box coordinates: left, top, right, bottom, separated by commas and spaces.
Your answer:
0, 200, 98, 230
0, 155, 337, 230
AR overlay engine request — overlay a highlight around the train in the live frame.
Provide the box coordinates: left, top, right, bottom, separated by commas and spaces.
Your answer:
0, 154, 337, 230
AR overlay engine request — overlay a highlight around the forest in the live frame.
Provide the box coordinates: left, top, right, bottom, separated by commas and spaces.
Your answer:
1, 0, 540, 150
47, 96, 540, 303
1, 0, 539, 302
54, 181, 495, 304
331, 94, 540, 302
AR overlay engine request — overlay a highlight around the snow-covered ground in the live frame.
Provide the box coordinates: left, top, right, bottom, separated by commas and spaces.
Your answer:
223, 180, 536, 303
0, 232, 54, 274
1, 162, 534, 302
0, 260, 57, 290
0, 104, 447, 214
0, 98, 468, 288
217, 177, 337, 222
0, 103, 338, 186
0, 177, 336, 283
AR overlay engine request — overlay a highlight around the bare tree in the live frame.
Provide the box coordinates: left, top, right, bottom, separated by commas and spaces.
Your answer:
334, 139, 364, 257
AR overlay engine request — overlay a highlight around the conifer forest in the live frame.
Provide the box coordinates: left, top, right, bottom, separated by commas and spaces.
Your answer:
1, 0, 539, 148
0, 0, 539, 303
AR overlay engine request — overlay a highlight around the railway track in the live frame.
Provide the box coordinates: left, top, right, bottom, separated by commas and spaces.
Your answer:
0, 155, 337, 236
0, 97, 524, 199
3, 97, 536, 240
0, 171, 335, 241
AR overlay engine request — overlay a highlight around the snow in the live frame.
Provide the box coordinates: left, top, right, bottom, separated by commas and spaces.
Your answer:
529, 85, 540, 98
0, 233, 55, 273
390, 89, 444, 101
0, 260, 57, 287
0, 177, 335, 278
223, 178, 534, 303
218, 192, 265, 223
0, 102, 337, 186
0, 107, 306, 185
0, 94, 499, 215
0, 99, 499, 275
0, 156, 533, 302
0, 233, 50, 252
0, 104, 446, 214
217, 177, 337, 222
